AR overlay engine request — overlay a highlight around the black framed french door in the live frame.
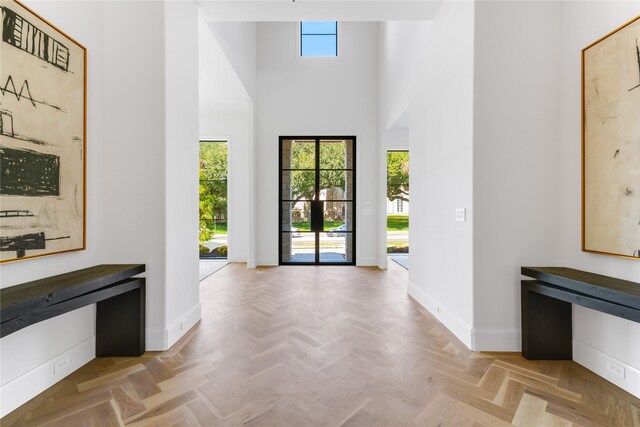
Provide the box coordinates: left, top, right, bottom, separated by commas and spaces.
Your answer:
279, 136, 356, 265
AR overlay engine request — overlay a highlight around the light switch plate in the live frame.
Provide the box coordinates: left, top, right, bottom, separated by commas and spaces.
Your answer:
456, 208, 466, 222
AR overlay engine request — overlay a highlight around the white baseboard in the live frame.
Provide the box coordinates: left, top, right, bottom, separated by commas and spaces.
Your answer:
378, 257, 388, 269
356, 257, 378, 266
247, 259, 257, 269
471, 328, 521, 352
408, 281, 473, 349
146, 328, 168, 351
167, 303, 202, 349
146, 303, 201, 351
0, 336, 95, 417
407, 282, 521, 352
227, 254, 247, 262
257, 257, 278, 266
574, 338, 640, 398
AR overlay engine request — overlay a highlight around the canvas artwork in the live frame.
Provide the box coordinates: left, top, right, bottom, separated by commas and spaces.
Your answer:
582, 16, 640, 260
0, 0, 86, 262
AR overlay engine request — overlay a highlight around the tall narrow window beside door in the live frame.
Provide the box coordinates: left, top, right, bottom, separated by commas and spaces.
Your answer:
199, 141, 228, 260
300, 22, 338, 57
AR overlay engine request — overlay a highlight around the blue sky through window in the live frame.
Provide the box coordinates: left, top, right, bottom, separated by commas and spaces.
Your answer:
301, 21, 337, 57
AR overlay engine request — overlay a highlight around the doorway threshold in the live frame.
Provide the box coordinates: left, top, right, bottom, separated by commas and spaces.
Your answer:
389, 254, 409, 270
199, 259, 229, 281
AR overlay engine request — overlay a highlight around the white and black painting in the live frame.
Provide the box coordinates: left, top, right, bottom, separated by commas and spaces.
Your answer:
0, 0, 85, 262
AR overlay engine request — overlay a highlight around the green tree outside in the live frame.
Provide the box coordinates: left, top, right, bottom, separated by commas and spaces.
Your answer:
199, 142, 227, 243
387, 151, 409, 253
387, 151, 409, 202
289, 142, 349, 203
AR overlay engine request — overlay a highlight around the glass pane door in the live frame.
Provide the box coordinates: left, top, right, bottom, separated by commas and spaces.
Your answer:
279, 137, 355, 265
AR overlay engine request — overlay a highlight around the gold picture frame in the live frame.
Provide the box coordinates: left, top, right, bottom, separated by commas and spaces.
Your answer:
0, 0, 86, 263
582, 15, 640, 260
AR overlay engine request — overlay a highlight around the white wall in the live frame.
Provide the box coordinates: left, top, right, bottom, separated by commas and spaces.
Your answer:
1, 1, 202, 415
209, 22, 257, 102
378, 21, 420, 268
387, 4, 476, 348
384, 128, 409, 151
199, 1, 442, 22
199, 17, 255, 263
200, 21, 252, 112
255, 21, 380, 266
384, 1, 639, 398
472, 1, 562, 350
471, 0, 639, 396
164, 1, 201, 347
379, 22, 422, 132
100, 1, 168, 350
101, 1, 202, 351
557, 1, 640, 397
199, 112, 253, 262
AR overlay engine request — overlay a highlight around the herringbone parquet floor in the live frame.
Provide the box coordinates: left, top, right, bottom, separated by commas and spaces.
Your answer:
2, 263, 640, 426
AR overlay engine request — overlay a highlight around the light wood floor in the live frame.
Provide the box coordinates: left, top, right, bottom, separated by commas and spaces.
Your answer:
3, 263, 640, 426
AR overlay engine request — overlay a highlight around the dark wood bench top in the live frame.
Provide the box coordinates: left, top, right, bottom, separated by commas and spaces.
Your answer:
1, 264, 145, 323
521, 267, 640, 310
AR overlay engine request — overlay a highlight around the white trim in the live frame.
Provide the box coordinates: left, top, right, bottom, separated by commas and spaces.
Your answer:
471, 328, 521, 352
226, 136, 235, 259
0, 336, 95, 417
247, 258, 257, 269
166, 303, 202, 349
257, 257, 278, 266
407, 282, 521, 352
146, 328, 168, 351
378, 256, 388, 269
407, 281, 473, 349
356, 257, 378, 267
574, 339, 640, 398
145, 303, 202, 351
227, 254, 247, 262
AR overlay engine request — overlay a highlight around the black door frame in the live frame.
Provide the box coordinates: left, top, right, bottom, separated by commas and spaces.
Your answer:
279, 136, 356, 266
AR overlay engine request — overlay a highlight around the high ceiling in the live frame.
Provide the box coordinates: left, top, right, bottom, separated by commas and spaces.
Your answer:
198, 1, 443, 22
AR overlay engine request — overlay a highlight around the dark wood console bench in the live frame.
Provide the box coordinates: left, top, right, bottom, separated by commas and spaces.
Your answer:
520, 267, 640, 360
1, 264, 145, 356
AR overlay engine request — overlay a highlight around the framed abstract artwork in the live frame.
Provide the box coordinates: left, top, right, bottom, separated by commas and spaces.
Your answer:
582, 15, 640, 260
0, 0, 86, 262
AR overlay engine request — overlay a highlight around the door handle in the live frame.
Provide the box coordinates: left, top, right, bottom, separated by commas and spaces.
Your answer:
311, 201, 324, 233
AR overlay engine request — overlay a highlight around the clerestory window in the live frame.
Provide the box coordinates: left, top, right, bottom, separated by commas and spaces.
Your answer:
300, 21, 338, 57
